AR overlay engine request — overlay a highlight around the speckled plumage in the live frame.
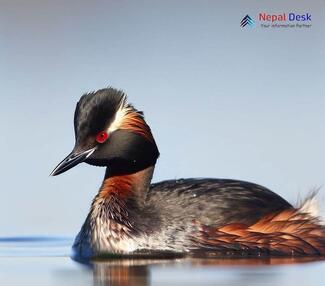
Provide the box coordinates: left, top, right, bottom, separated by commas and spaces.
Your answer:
72, 172, 325, 258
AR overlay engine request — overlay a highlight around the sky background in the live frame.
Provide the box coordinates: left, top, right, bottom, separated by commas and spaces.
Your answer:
0, 0, 324, 235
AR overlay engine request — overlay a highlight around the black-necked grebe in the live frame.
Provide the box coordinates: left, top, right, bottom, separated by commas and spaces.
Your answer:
51, 87, 325, 259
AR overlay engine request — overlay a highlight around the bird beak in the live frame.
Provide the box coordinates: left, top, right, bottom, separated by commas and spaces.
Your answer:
50, 147, 97, 176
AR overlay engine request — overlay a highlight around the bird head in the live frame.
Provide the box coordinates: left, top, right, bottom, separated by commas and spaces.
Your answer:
50, 88, 159, 176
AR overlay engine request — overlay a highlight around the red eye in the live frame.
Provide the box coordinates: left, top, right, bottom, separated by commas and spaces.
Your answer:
96, 131, 109, 143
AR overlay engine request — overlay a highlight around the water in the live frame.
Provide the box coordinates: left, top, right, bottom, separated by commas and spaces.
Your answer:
1, 237, 325, 286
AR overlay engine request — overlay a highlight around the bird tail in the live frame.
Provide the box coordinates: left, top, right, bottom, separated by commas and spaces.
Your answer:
296, 191, 324, 225
195, 192, 325, 256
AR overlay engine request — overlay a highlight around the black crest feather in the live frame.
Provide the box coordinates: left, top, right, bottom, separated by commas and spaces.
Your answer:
74, 88, 125, 140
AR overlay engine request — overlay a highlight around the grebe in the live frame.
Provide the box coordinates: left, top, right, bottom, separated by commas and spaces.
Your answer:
51, 88, 325, 258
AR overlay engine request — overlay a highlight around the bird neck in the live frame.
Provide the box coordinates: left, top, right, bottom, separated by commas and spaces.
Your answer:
77, 164, 157, 255
97, 165, 155, 203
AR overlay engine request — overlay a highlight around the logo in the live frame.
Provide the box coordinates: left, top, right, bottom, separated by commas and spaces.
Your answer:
240, 15, 255, 27
240, 12, 312, 29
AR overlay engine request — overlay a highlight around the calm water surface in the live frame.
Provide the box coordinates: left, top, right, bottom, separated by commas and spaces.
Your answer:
0, 237, 325, 286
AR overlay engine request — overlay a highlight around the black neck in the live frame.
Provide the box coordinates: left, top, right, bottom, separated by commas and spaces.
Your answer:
104, 158, 157, 177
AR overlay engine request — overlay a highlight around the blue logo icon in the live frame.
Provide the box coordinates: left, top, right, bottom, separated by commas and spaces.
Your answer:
241, 15, 255, 27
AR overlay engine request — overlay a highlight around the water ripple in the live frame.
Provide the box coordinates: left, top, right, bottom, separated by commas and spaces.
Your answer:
0, 236, 73, 257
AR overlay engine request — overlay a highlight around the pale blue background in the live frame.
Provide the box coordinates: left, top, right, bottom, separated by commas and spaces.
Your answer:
0, 0, 324, 235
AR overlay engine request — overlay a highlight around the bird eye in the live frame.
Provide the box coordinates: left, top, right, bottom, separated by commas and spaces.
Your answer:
95, 131, 109, 143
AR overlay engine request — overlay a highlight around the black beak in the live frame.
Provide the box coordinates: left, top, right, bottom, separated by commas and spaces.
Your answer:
50, 147, 96, 176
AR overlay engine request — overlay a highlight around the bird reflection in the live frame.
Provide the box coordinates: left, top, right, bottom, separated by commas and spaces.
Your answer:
93, 262, 149, 286
73, 255, 325, 286
85, 258, 173, 286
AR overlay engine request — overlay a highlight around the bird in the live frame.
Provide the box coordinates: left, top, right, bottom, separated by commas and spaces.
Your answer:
51, 87, 325, 259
